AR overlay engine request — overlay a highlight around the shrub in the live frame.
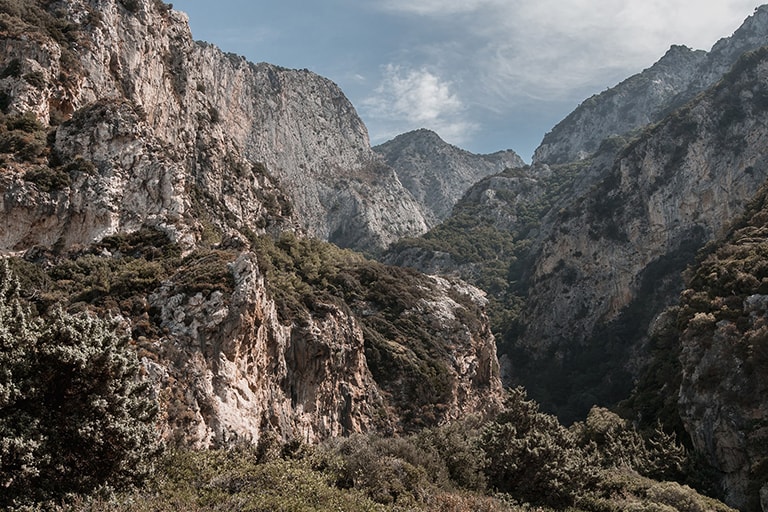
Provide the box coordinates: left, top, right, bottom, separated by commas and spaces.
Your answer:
479, 387, 593, 508
0, 261, 161, 508
574, 406, 687, 481
24, 165, 71, 192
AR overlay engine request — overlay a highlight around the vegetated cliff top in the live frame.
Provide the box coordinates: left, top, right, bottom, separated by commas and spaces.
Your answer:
533, 4, 768, 165
374, 129, 525, 227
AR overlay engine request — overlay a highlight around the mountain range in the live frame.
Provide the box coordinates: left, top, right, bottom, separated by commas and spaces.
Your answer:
2, 0, 768, 510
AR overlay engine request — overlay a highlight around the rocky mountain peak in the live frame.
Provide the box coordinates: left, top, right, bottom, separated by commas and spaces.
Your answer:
374, 129, 524, 225
533, 4, 768, 165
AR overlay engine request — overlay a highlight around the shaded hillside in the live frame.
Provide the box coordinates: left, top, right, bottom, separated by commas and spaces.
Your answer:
388, 42, 768, 430
626, 181, 768, 511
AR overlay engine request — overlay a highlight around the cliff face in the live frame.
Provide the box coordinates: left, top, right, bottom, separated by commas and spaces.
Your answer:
513, 47, 768, 419
143, 249, 502, 447
373, 129, 524, 226
0, 0, 428, 254
533, 5, 768, 165
671, 184, 768, 511
0, 0, 503, 448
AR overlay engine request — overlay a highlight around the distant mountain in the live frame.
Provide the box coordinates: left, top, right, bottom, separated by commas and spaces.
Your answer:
374, 129, 524, 226
533, 5, 768, 165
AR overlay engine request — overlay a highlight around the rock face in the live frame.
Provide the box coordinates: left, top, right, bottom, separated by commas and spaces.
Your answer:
0, 0, 428, 254
142, 248, 502, 447
513, 46, 768, 419
145, 253, 385, 447
374, 129, 524, 226
0, 0, 503, 448
533, 5, 768, 165
673, 189, 768, 511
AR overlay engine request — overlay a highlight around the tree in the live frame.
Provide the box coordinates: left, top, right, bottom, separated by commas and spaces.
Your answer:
0, 261, 160, 508
479, 387, 593, 508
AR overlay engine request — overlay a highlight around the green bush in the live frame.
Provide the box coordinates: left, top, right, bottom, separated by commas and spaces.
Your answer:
0, 261, 161, 508
24, 165, 71, 192
574, 406, 686, 481
479, 387, 593, 508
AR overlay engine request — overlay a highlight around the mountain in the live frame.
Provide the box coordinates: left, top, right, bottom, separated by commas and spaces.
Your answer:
0, 0, 503, 447
650, 182, 768, 511
533, 5, 768, 165
373, 129, 524, 226
386, 9, 768, 510
0, 0, 427, 254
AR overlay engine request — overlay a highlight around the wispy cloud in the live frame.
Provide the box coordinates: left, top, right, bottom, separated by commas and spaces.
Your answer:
372, 0, 759, 110
362, 64, 478, 146
377, 0, 494, 16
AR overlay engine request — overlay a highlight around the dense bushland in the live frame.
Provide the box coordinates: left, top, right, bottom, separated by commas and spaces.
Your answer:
70, 387, 729, 512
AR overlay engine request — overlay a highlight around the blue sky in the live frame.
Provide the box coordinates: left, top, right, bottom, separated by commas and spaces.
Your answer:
172, 0, 759, 161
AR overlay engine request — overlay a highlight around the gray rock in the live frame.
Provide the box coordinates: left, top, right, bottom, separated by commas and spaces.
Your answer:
533, 5, 768, 165
374, 129, 524, 226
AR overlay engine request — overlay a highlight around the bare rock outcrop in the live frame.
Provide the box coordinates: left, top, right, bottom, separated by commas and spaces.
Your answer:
0, 0, 427, 254
374, 129, 524, 226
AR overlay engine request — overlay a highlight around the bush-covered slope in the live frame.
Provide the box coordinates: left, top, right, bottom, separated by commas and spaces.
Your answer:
626, 181, 768, 511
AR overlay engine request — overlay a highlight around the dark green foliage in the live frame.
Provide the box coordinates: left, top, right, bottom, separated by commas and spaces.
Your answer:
0, 111, 48, 162
574, 406, 686, 482
22, 70, 45, 89
479, 387, 592, 508
118, 0, 141, 14
332, 434, 442, 506
415, 416, 488, 492
0, 57, 21, 78
24, 165, 71, 191
0, 0, 84, 82
0, 261, 160, 508
172, 249, 236, 296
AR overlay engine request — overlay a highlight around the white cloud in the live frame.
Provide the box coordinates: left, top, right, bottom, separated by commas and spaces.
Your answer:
377, 0, 494, 16
362, 64, 478, 145
373, 0, 760, 108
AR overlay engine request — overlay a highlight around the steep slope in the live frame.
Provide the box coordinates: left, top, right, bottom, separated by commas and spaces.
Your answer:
0, 0, 427, 254
666, 185, 768, 511
513, 46, 768, 419
373, 129, 524, 226
533, 4, 768, 165
388, 42, 768, 430
0, 0, 503, 447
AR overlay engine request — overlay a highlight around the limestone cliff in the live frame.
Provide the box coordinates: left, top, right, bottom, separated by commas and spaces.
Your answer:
513, 46, 768, 420
669, 184, 768, 511
533, 5, 768, 165
373, 129, 524, 226
0, 0, 503, 448
0, 0, 428, 254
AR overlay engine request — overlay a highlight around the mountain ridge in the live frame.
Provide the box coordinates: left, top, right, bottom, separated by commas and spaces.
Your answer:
373, 128, 524, 227
533, 4, 768, 165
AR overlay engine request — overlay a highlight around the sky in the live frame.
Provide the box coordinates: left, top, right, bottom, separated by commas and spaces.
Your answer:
171, 1, 760, 161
